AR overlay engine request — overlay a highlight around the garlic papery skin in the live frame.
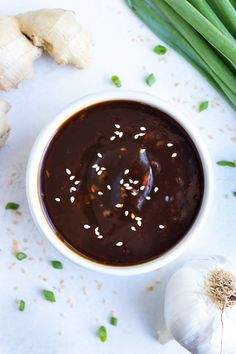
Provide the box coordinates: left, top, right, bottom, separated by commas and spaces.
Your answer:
164, 256, 236, 354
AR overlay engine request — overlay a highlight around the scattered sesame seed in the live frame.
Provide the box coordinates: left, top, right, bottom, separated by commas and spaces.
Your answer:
115, 203, 123, 208
137, 220, 142, 227
159, 224, 165, 229
131, 191, 138, 196
96, 166, 100, 172
165, 195, 170, 202
119, 132, 123, 138
154, 187, 159, 193
140, 127, 146, 131
110, 136, 116, 141
55, 198, 61, 202
131, 213, 135, 219
133, 180, 139, 184
70, 176, 75, 180
140, 148, 146, 154
146, 196, 151, 200
70, 187, 76, 193
134, 134, 140, 140
66, 168, 71, 175
98, 191, 103, 196
116, 241, 123, 246
126, 186, 132, 190
74, 180, 80, 185
95, 227, 99, 232
125, 210, 129, 216
97, 235, 103, 239
70, 196, 75, 203
167, 143, 173, 147
114, 131, 120, 136
97, 170, 103, 175
115, 124, 120, 129
140, 185, 145, 190
101, 167, 106, 171
97, 153, 102, 158
120, 179, 124, 185
131, 226, 136, 231
124, 169, 130, 175
107, 185, 112, 190
92, 164, 98, 169
135, 217, 142, 221
129, 179, 134, 184
84, 224, 91, 229
171, 152, 177, 158
139, 133, 145, 137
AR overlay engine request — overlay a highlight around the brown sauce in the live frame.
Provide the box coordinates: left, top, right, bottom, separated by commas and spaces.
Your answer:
40, 100, 204, 266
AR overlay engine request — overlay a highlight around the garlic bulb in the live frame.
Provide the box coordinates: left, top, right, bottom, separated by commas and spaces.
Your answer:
164, 256, 236, 354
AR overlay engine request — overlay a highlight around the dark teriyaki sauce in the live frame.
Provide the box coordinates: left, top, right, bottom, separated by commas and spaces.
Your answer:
40, 100, 204, 266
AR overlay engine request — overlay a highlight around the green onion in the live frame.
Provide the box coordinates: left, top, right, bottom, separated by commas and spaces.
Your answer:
110, 316, 118, 326
233, 192, 236, 197
146, 73, 156, 86
16, 252, 27, 261
5, 202, 19, 210
19, 300, 25, 311
153, 44, 167, 54
198, 101, 209, 112
111, 75, 122, 88
217, 160, 236, 167
43, 290, 56, 302
207, 0, 236, 38
97, 326, 107, 342
51, 260, 63, 269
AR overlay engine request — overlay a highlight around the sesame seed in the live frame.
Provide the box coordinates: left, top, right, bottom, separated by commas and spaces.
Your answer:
97, 153, 102, 158
97, 170, 103, 175
171, 152, 177, 158
154, 187, 159, 193
92, 164, 98, 169
124, 169, 130, 175
126, 186, 132, 190
110, 136, 116, 141
131, 213, 135, 219
55, 198, 61, 202
70, 187, 76, 193
124, 183, 130, 187
129, 179, 133, 184
131, 191, 138, 196
70, 176, 75, 180
66, 168, 71, 175
165, 195, 170, 202
74, 180, 80, 185
120, 179, 124, 185
159, 224, 165, 229
96, 166, 100, 172
140, 185, 145, 190
140, 148, 146, 154
125, 210, 129, 216
114, 131, 120, 136
133, 180, 139, 184
98, 191, 103, 196
107, 185, 112, 190
135, 217, 142, 221
167, 143, 173, 147
70, 196, 75, 203
116, 241, 123, 247
134, 134, 140, 140
115, 203, 123, 208
140, 127, 146, 131
131, 226, 136, 231
84, 224, 91, 229
101, 167, 106, 171
115, 124, 120, 129
119, 132, 123, 138
95, 227, 99, 232
137, 220, 142, 227
146, 196, 151, 200
97, 235, 103, 239
139, 133, 145, 137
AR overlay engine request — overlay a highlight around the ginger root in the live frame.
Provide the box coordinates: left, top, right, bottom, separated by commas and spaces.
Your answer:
17, 9, 92, 69
0, 98, 11, 147
0, 17, 42, 91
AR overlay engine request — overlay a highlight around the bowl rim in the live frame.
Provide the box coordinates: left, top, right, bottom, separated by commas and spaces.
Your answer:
26, 90, 214, 276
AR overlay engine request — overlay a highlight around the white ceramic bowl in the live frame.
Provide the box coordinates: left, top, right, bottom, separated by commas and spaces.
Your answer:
26, 90, 214, 275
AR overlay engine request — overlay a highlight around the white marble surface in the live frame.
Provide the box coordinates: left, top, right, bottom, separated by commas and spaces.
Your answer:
0, 1, 235, 353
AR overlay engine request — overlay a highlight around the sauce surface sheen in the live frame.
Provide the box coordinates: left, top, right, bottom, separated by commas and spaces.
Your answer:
40, 100, 204, 266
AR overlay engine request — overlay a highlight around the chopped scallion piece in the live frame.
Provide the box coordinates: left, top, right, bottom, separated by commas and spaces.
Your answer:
111, 75, 122, 88
19, 300, 25, 311
51, 260, 63, 269
16, 252, 27, 261
217, 160, 236, 167
43, 290, 56, 302
198, 101, 209, 112
98, 325, 107, 342
145, 73, 156, 86
110, 316, 118, 326
5, 202, 19, 210
153, 44, 167, 54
